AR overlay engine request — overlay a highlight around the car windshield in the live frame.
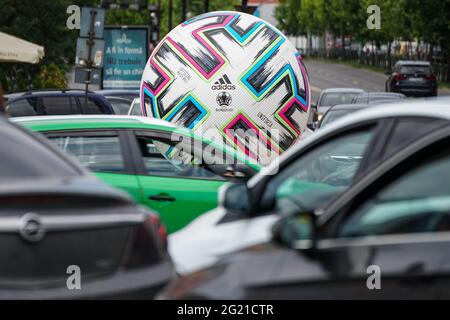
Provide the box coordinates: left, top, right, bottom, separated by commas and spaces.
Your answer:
320, 92, 360, 107
320, 109, 357, 128
260, 128, 375, 209
399, 65, 432, 76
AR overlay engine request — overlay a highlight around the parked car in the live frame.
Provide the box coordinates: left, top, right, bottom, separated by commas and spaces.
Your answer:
5, 89, 114, 117
95, 90, 140, 115
0, 115, 172, 299
168, 100, 450, 274
352, 92, 406, 104
313, 88, 365, 122
318, 103, 370, 129
95, 89, 140, 101
105, 96, 133, 115
128, 98, 143, 116
386, 60, 438, 97
15, 115, 260, 234
161, 116, 450, 299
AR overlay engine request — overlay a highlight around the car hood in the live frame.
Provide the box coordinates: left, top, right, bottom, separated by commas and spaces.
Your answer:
168, 207, 279, 275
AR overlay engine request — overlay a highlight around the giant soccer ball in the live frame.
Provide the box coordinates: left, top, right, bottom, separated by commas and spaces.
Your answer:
140, 11, 310, 164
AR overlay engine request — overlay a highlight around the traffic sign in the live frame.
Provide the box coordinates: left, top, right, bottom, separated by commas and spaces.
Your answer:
80, 7, 105, 39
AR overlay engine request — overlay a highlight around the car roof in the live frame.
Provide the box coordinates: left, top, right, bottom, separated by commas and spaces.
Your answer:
12, 115, 177, 130
6, 90, 105, 101
250, 98, 450, 186
328, 103, 370, 111
395, 60, 431, 66
320, 88, 366, 94
356, 92, 405, 98
95, 89, 140, 96
13, 115, 261, 170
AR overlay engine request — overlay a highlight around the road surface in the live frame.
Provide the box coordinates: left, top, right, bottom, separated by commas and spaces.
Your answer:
304, 59, 450, 103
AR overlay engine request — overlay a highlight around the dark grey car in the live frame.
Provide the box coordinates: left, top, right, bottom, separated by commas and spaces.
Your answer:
0, 116, 173, 299
386, 61, 438, 97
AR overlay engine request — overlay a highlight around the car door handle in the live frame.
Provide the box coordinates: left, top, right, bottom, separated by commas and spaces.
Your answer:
148, 194, 176, 202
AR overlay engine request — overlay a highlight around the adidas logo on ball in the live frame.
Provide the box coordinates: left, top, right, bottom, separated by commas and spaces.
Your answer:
211, 74, 236, 90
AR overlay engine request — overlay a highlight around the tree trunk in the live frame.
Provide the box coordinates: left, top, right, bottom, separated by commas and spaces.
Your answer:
446, 50, 450, 83
428, 44, 434, 62
387, 41, 392, 71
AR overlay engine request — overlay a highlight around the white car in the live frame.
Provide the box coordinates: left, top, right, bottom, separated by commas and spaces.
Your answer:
169, 99, 450, 274
127, 98, 142, 116
315, 87, 365, 121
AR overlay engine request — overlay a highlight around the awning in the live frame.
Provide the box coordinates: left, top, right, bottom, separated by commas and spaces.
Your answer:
0, 32, 45, 64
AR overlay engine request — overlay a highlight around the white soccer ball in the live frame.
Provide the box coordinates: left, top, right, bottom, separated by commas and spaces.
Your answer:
140, 11, 310, 163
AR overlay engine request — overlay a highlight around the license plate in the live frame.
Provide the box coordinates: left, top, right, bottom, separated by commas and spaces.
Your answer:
410, 77, 425, 82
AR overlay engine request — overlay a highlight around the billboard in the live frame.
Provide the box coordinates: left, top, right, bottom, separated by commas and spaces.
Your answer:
103, 26, 149, 89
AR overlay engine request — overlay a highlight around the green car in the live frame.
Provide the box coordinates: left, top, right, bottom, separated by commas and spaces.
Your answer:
16, 115, 260, 233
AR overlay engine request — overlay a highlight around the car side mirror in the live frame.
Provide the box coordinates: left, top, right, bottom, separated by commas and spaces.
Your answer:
307, 121, 318, 131
384, 69, 391, 75
220, 183, 252, 214
272, 211, 317, 251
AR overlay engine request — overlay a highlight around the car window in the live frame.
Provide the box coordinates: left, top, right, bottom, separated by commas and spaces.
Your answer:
41, 96, 78, 115
319, 93, 360, 107
108, 98, 131, 115
6, 97, 39, 117
0, 123, 80, 180
320, 109, 357, 128
399, 65, 432, 76
338, 149, 450, 238
49, 135, 125, 173
382, 118, 447, 160
80, 97, 105, 114
136, 136, 220, 179
129, 101, 142, 115
261, 127, 376, 208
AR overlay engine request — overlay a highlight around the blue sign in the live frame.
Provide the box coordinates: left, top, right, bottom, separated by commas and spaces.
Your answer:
103, 27, 149, 89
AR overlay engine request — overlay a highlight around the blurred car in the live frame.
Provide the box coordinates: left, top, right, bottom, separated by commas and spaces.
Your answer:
95, 89, 140, 101
95, 90, 140, 115
15, 115, 259, 234
105, 96, 133, 115
351, 92, 406, 104
318, 103, 370, 129
5, 89, 114, 117
168, 100, 450, 274
0, 115, 172, 299
161, 117, 450, 299
313, 88, 365, 122
128, 98, 143, 116
386, 60, 438, 97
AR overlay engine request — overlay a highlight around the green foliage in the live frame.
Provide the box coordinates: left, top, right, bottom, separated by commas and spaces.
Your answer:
0, 0, 97, 91
34, 63, 68, 89
274, 0, 450, 52
275, 0, 305, 36
158, 0, 239, 38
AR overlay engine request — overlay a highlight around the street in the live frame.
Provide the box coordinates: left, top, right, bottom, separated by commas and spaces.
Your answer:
304, 59, 450, 103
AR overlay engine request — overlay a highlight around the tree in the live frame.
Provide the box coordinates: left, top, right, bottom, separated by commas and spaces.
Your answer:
0, 0, 97, 91
275, 0, 306, 37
